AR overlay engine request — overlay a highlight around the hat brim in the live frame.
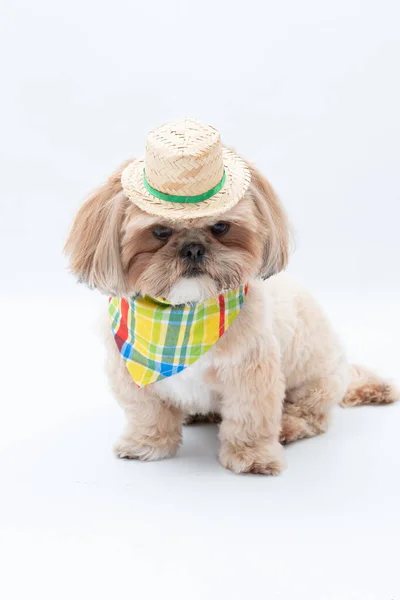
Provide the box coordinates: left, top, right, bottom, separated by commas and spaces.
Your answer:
121, 147, 251, 220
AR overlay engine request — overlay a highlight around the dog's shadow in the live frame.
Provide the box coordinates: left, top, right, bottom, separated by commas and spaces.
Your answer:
179, 421, 220, 461
3, 407, 223, 491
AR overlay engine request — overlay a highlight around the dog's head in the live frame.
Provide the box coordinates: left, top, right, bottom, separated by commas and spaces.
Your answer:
65, 158, 290, 303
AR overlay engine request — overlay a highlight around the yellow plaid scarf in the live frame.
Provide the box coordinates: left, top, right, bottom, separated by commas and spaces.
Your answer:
109, 285, 248, 388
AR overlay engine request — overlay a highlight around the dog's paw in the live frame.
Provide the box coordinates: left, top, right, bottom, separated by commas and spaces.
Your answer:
219, 441, 286, 475
114, 437, 178, 461
280, 415, 314, 444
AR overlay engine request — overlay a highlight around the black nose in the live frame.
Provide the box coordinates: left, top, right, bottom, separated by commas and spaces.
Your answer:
180, 243, 206, 264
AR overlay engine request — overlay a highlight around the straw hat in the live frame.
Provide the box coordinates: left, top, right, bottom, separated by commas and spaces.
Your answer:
121, 118, 251, 220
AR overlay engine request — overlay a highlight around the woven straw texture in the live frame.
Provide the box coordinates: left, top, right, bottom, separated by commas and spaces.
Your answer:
121, 118, 251, 220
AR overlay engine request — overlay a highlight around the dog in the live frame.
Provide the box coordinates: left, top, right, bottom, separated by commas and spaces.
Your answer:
65, 149, 398, 476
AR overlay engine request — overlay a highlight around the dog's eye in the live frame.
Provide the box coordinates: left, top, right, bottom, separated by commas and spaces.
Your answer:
210, 222, 230, 236
152, 226, 173, 241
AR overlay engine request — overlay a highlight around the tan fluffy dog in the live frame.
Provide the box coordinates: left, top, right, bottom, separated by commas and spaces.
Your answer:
65, 159, 398, 475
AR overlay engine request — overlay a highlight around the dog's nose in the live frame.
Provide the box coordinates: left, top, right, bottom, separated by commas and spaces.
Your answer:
180, 243, 206, 263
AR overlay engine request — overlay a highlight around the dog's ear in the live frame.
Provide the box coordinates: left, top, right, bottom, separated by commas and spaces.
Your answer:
64, 161, 132, 295
247, 162, 291, 279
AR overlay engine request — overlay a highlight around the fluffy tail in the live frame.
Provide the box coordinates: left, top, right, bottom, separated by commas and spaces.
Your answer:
341, 364, 399, 407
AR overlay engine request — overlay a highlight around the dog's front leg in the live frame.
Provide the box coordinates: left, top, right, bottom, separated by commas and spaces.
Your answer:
218, 348, 286, 475
114, 393, 183, 461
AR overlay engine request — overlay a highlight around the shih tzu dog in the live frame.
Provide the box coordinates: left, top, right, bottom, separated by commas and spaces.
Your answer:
65, 118, 398, 475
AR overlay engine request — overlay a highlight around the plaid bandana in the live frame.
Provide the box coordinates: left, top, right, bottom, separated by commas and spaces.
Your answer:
108, 285, 248, 388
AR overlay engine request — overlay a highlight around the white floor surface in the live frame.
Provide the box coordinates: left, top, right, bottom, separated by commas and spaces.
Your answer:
1, 293, 399, 600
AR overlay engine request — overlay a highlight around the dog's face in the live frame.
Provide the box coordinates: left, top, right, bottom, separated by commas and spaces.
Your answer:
65, 158, 289, 303
120, 196, 277, 303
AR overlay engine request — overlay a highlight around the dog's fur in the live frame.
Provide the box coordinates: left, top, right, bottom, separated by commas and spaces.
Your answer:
65, 158, 398, 474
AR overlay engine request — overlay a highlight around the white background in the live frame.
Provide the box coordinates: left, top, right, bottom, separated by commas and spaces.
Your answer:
1, 1, 399, 599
